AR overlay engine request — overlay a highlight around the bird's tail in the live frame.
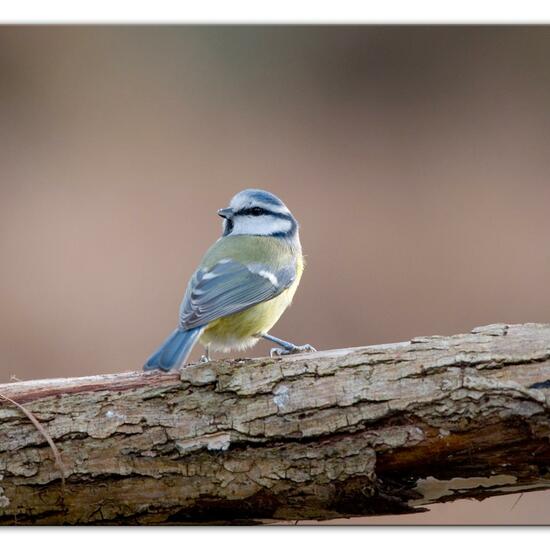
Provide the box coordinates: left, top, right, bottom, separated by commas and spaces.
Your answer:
143, 327, 202, 371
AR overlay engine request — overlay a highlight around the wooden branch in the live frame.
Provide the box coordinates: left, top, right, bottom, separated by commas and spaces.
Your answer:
1, 322, 550, 525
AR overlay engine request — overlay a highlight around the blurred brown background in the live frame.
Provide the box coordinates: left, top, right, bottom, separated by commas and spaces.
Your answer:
1, 26, 549, 524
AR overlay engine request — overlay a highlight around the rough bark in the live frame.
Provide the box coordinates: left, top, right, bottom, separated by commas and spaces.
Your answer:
1, 322, 550, 525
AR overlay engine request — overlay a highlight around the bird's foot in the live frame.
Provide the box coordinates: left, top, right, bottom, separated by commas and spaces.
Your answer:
270, 344, 317, 357
199, 354, 210, 363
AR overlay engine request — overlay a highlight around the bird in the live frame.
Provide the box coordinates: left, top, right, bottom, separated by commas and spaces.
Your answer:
143, 188, 316, 371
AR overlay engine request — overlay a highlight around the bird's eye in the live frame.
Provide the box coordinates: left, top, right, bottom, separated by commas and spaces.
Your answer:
250, 207, 264, 216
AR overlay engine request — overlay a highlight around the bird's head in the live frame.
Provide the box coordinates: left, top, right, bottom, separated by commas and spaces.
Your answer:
218, 189, 298, 238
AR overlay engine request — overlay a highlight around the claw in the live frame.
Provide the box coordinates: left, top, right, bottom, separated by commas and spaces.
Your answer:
199, 355, 210, 363
270, 347, 285, 357
270, 344, 317, 358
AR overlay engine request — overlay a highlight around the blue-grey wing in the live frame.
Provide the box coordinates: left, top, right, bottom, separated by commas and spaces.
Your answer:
179, 260, 296, 330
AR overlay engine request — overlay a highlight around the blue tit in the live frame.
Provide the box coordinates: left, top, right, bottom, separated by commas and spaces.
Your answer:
144, 189, 316, 371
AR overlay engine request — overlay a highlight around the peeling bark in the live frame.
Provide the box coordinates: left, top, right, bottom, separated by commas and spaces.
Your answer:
0, 322, 549, 525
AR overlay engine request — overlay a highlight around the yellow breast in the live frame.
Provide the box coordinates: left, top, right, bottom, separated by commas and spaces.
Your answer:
200, 256, 304, 352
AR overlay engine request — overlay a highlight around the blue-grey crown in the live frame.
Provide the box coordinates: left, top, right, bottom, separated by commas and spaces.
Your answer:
232, 189, 287, 209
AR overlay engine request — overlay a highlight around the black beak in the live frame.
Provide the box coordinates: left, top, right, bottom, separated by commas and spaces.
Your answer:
217, 208, 233, 219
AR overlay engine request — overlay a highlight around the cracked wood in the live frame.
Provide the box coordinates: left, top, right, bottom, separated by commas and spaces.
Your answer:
0, 322, 550, 524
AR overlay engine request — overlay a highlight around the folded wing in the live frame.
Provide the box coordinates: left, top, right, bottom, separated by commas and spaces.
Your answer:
179, 259, 296, 330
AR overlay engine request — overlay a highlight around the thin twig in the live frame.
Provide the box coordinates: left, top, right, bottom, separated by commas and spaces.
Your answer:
0, 392, 66, 490
510, 492, 523, 511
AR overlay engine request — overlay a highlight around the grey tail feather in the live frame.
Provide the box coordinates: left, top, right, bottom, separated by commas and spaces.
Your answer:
143, 327, 202, 371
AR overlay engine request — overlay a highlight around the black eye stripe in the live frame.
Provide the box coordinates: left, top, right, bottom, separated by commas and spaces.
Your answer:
234, 207, 293, 220
236, 207, 268, 216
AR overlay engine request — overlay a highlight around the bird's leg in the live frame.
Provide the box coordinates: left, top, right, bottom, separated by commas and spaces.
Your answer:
260, 333, 317, 357
199, 345, 211, 363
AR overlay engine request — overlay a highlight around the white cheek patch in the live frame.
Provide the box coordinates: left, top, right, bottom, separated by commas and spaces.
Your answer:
230, 215, 293, 236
